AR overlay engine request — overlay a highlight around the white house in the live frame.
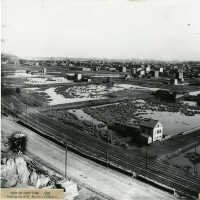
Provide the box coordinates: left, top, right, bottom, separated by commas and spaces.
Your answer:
120, 66, 127, 73
145, 65, 151, 73
75, 73, 82, 81
112, 118, 163, 144
139, 70, 145, 77
159, 67, 164, 73
139, 119, 163, 143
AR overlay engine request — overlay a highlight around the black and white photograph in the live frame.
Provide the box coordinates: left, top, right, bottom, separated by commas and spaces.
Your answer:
1, 0, 200, 199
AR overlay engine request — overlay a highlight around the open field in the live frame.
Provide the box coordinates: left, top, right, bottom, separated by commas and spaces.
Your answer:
84, 99, 200, 136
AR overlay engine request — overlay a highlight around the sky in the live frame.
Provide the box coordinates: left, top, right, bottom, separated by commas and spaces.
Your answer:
1, 0, 200, 61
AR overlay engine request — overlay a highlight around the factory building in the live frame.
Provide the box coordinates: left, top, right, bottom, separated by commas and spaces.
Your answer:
131, 68, 137, 76
159, 67, 164, 73
119, 66, 127, 73
139, 70, 145, 77
145, 65, 151, 73
154, 70, 159, 79
41, 67, 46, 75
150, 70, 159, 79
94, 66, 101, 71
178, 69, 184, 82
68, 66, 91, 71
75, 73, 82, 81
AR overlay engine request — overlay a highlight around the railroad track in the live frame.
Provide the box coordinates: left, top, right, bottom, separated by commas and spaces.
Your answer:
19, 112, 200, 197
31, 112, 200, 179
2, 102, 200, 197
40, 97, 129, 112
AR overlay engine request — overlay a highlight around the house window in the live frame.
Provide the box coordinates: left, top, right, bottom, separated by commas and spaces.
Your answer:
157, 129, 161, 134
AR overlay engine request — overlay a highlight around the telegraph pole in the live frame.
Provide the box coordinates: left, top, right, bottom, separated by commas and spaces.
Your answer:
195, 144, 197, 154
65, 144, 68, 179
106, 152, 109, 167
145, 150, 148, 169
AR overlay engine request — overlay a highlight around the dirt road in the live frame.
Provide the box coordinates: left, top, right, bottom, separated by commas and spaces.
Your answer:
1, 117, 174, 200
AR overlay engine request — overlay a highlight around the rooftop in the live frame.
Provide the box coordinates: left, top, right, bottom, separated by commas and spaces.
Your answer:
128, 118, 159, 129
139, 118, 159, 129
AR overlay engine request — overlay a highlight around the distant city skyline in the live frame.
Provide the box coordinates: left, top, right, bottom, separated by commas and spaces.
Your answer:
2, 0, 200, 61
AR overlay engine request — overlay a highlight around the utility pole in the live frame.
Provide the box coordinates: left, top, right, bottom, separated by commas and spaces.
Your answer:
193, 164, 197, 176
148, 152, 151, 166
106, 152, 109, 167
145, 150, 148, 169
173, 188, 176, 199
65, 144, 68, 179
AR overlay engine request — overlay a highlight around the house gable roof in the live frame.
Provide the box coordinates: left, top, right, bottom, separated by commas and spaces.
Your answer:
139, 119, 159, 129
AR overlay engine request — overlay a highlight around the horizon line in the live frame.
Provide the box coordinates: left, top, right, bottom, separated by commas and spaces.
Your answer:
2, 52, 200, 63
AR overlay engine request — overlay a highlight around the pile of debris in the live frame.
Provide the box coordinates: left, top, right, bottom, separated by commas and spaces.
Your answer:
1, 156, 49, 188
1, 128, 104, 200
1, 156, 79, 200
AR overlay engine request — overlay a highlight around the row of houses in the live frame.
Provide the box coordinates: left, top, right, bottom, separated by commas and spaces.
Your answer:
130, 64, 163, 79
67, 65, 185, 84
67, 65, 127, 73
26, 67, 47, 75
